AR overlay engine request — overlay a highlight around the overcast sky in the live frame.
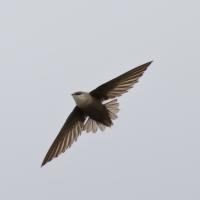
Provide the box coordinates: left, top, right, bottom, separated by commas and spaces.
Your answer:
0, 0, 200, 199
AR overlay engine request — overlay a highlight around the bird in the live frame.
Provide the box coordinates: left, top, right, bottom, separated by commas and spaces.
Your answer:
41, 61, 153, 166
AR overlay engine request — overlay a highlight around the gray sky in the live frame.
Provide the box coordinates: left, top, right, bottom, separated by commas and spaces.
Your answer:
0, 0, 200, 199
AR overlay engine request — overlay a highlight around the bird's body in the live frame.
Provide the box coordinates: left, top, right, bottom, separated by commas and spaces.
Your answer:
41, 61, 153, 166
73, 92, 112, 126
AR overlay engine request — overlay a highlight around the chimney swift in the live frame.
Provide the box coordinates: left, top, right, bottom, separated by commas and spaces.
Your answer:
41, 61, 153, 166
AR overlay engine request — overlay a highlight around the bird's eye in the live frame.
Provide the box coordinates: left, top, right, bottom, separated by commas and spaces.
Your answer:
75, 92, 81, 95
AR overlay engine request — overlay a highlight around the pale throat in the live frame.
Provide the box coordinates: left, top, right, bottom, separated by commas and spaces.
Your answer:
73, 93, 92, 108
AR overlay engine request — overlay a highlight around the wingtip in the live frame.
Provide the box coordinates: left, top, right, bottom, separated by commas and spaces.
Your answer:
142, 60, 153, 68
41, 160, 47, 167
147, 60, 153, 65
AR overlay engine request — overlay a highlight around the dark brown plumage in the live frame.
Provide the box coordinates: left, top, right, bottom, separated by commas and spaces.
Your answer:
41, 107, 85, 166
41, 61, 152, 166
90, 61, 152, 100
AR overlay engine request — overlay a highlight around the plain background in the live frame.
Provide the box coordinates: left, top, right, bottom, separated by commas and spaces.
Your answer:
0, 0, 200, 199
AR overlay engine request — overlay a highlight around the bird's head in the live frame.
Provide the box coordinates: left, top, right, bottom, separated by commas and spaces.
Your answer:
72, 91, 91, 107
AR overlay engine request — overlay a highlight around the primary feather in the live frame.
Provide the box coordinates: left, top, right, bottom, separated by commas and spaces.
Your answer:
90, 61, 152, 101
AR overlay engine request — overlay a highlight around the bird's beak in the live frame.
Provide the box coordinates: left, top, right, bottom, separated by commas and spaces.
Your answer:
71, 93, 75, 96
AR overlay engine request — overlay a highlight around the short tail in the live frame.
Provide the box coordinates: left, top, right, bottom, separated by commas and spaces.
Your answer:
83, 99, 120, 133
104, 99, 120, 120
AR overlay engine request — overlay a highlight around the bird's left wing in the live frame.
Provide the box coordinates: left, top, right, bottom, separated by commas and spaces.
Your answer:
41, 106, 85, 166
90, 61, 152, 101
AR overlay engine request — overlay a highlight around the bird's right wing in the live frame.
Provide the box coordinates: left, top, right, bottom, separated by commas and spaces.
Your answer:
41, 106, 85, 166
90, 61, 152, 101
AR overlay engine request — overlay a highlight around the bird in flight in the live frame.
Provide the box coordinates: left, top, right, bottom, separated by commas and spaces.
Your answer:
41, 61, 153, 166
